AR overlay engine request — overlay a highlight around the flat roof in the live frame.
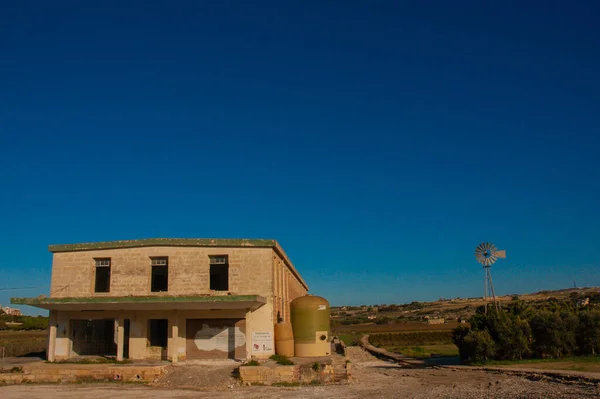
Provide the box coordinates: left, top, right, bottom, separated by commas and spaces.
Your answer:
48, 238, 308, 290
11, 295, 267, 311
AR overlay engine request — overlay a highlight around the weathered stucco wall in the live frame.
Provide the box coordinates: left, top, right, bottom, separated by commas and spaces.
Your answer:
50, 247, 274, 298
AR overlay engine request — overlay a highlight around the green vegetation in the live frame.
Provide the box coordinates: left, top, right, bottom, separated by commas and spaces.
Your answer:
452, 297, 600, 364
369, 331, 453, 347
338, 333, 362, 346
244, 360, 260, 366
383, 344, 459, 359
368, 331, 458, 359
269, 354, 294, 365
0, 309, 48, 331
312, 362, 320, 371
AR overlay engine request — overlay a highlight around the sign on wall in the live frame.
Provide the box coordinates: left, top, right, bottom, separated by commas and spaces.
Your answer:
251, 331, 273, 354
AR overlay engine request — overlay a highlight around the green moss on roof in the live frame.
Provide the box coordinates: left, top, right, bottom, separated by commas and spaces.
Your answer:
12, 295, 266, 305
48, 238, 278, 253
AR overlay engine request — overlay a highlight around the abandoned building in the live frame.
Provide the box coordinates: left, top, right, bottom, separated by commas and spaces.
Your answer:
12, 238, 308, 362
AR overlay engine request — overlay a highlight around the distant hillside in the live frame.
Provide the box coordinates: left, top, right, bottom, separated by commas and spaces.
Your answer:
331, 287, 600, 325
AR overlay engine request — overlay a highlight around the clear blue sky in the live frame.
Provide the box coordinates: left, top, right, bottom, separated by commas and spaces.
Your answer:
2, 1, 599, 315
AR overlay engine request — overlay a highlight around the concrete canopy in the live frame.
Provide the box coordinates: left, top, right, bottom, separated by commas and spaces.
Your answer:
11, 295, 266, 311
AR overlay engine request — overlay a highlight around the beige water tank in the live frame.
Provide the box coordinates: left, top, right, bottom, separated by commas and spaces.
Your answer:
274, 322, 294, 357
290, 295, 330, 357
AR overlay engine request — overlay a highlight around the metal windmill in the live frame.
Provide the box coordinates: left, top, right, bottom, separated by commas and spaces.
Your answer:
474, 242, 506, 312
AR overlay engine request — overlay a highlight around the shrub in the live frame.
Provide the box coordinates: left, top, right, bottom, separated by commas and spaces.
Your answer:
458, 329, 496, 363
578, 310, 600, 355
245, 360, 260, 366
270, 354, 294, 365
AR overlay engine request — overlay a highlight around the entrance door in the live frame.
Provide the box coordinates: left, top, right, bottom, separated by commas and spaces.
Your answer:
123, 319, 130, 359
186, 319, 246, 359
71, 319, 117, 356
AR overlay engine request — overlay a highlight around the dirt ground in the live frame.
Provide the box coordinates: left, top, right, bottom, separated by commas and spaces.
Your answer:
2, 352, 600, 398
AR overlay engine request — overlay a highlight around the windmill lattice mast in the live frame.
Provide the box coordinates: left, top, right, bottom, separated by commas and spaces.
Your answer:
474, 242, 506, 313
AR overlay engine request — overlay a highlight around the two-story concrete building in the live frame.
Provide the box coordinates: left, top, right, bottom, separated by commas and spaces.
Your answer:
12, 238, 308, 362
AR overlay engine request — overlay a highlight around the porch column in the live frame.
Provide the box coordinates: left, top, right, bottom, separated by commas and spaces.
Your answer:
116, 318, 125, 362
171, 311, 179, 363
47, 310, 57, 362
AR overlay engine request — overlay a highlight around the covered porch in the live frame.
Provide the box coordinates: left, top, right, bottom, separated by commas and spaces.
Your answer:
11, 295, 267, 362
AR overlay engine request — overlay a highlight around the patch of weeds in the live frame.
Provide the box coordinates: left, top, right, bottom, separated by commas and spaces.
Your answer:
52, 357, 131, 365
269, 354, 294, 365
0, 366, 24, 374
271, 381, 300, 387
244, 360, 260, 366
75, 375, 103, 384
309, 379, 322, 385
346, 359, 351, 364
312, 362, 320, 372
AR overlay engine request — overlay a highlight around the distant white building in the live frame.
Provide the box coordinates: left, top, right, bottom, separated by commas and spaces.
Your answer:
1, 306, 22, 316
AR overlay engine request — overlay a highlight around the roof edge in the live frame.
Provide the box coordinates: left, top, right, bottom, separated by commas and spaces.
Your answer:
48, 238, 278, 253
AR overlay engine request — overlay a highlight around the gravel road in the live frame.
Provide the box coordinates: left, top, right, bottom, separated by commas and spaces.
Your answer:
2, 352, 599, 398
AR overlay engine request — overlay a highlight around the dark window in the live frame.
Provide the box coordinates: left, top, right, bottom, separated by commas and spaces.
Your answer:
151, 257, 168, 292
209, 255, 229, 291
148, 319, 168, 347
94, 258, 111, 293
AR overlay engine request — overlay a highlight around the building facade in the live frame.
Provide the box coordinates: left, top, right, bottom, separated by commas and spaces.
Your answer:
12, 238, 308, 362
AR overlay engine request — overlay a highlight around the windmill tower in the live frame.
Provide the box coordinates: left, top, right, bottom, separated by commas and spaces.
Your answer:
474, 242, 506, 313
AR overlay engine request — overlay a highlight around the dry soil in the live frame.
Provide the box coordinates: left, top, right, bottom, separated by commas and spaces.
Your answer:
2, 351, 599, 398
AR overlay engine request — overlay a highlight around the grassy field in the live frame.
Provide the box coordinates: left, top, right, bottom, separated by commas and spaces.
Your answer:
337, 333, 362, 346
368, 331, 458, 359
335, 327, 459, 360
383, 344, 458, 359
0, 330, 47, 358
333, 321, 459, 334
478, 356, 600, 373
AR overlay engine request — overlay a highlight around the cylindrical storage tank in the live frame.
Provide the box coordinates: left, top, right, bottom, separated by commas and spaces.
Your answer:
290, 295, 331, 357
274, 322, 295, 357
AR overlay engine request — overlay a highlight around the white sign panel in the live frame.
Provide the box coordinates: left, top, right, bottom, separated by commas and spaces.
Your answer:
252, 331, 274, 354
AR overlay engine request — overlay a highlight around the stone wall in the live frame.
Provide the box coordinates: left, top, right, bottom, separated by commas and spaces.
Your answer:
0, 364, 166, 385
240, 365, 299, 385
50, 247, 275, 298
239, 363, 335, 385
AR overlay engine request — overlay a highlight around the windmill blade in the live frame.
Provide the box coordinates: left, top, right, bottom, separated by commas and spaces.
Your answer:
494, 250, 507, 258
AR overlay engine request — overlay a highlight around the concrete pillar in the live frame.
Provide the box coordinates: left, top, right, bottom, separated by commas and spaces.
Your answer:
171, 315, 179, 363
47, 310, 57, 362
116, 318, 125, 362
